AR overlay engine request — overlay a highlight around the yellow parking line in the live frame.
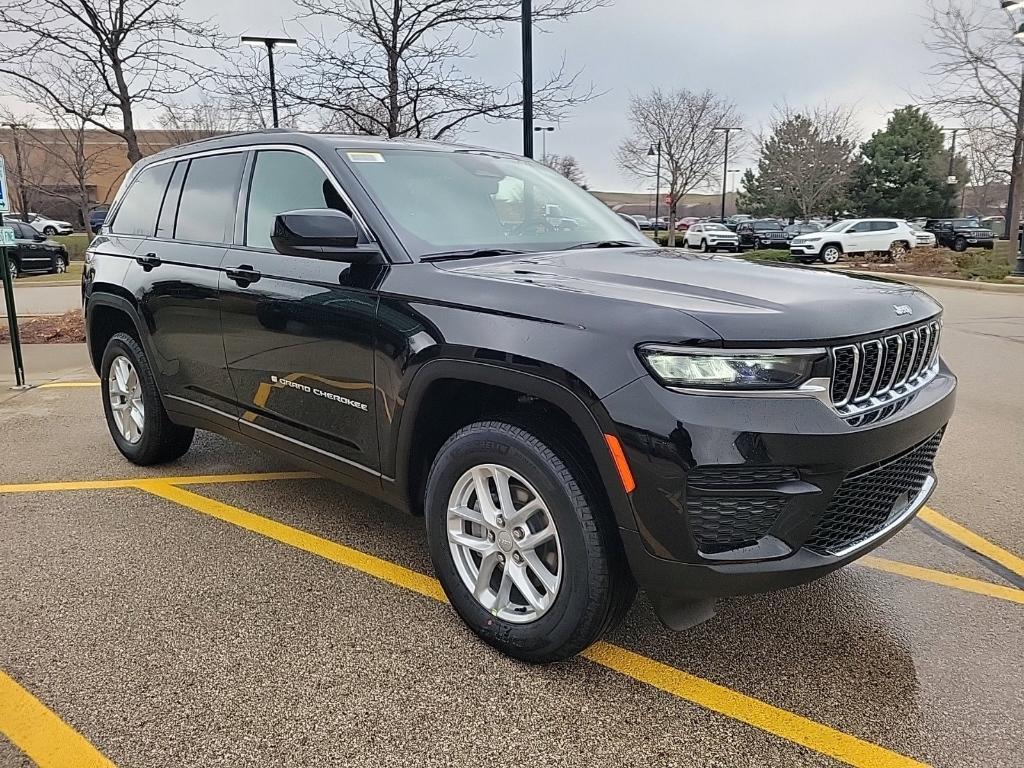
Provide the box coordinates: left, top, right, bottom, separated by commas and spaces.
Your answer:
0, 669, 114, 768
0, 470, 317, 494
36, 382, 100, 388
140, 481, 928, 768
583, 644, 927, 768
919, 506, 1024, 580
858, 556, 1024, 605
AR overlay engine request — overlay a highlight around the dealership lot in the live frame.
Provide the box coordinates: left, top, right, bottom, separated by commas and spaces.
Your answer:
1, 284, 1022, 768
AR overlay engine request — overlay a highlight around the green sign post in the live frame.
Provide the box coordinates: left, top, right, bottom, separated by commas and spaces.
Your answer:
0, 154, 27, 387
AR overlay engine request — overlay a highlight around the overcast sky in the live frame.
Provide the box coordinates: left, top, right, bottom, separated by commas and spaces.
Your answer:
7, 0, 949, 192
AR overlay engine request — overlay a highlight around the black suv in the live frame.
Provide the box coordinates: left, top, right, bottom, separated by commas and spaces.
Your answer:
735, 219, 793, 250
83, 132, 957, 662
3, 220, 70, 278
925, 219, 995, 252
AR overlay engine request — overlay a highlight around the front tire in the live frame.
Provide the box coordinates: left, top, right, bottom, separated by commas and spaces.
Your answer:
43, 226, 57, 236
101, 332, 194, 465
53, 256, 68, 274
699, 239, 708, 253
820, 245, 842, 264
8, 260, 18, 279
425, 420, 634, 663
952, 236, 968, 252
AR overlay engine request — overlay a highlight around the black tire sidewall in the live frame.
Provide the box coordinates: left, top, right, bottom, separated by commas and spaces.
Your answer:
425, 423, 606, 661
100, 333, 173, 463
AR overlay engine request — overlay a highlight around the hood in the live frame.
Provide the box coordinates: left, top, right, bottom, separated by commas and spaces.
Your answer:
436, 246, 942, 343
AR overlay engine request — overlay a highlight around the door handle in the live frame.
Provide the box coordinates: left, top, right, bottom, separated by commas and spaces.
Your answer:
135, 252, 161, 270
226, 265, 262, 285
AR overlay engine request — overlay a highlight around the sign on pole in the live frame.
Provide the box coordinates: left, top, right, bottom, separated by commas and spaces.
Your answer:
0, 227, 14, 246
0, 156, 9, 213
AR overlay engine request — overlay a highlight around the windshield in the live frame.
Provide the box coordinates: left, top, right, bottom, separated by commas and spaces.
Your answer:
822, 220, 849, 233
753, 221, 781, 231
340, 148, 647, 258
704, 224, 729, 232
952, 219, 982, 228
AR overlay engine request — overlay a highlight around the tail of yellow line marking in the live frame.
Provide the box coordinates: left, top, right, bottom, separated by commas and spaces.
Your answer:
582, 643, 930, 768
0, 670, 115, 768
144, 481, 930, 768
919, 506, 1024, 580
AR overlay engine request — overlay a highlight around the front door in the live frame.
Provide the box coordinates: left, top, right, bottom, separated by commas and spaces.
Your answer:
219, 148, 382, 483
843, 221, 874, 254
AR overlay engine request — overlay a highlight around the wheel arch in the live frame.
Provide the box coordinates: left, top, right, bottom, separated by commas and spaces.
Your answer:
388, 358, 637, 531
85, 292, 148, 376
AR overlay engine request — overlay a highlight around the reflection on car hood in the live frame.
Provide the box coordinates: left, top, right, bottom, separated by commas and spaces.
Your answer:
436, 246, 942, 342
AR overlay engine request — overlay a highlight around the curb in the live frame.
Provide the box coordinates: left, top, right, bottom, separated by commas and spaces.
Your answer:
831, 267, 1024, 294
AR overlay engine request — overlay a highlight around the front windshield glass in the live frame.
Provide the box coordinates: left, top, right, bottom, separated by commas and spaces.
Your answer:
704, 224, 728, 232
822, 220, 849, 232
340, 148, 647, 257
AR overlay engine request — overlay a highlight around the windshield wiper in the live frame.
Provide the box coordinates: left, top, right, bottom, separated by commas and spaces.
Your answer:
562, 240, 644, 250
422, 248, 526, 262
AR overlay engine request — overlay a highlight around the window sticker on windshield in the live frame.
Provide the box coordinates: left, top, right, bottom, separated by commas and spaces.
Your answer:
347, 151, 385, 163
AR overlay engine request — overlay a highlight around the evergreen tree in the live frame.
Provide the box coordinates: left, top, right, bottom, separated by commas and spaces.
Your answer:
849, 106, 966, 218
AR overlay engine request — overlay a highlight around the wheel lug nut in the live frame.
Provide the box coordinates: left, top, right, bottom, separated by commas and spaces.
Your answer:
495, 514, 505, 528
512, 552, 523, 564
487, 531, 495, 542
512, 527, 524, 541
497, 554, 506, 564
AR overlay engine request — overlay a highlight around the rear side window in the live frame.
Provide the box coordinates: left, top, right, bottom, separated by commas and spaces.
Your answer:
110, 163, 174, 236
244, 150, 351, 249
155, 161, 187, 239
174, 153, 245, 244
871, 221, 897, 232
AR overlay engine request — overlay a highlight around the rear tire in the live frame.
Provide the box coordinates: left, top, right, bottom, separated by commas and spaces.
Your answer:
101, 332, 194, 465
8, 260, 17, 279
425, 419, 635, 663
43, 226, 57, 236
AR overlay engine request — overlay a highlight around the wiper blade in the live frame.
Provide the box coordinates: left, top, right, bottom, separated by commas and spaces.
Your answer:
422, 248, 526, 262
563, 240, 644, 250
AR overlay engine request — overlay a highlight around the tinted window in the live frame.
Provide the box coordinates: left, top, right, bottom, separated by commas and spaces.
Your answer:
850, 222, 872, 233
174, 153, 245, 244
871, 221, 897, 231
245, 150, 351, 249
753, 221, 781, 231
156, 161, 187, 239
111, 163, 174, 236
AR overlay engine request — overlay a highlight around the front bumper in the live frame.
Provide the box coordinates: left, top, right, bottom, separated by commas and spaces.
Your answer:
790, 242, 821, 255
601, 364, 956, 602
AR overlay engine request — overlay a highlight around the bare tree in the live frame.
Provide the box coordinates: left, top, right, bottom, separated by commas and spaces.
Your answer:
542, 154, 587, 187
964, 119, 1012, 216
4, 75, 117, 240
740, 103, 859, 220
0, 0, 222, 164
924, 0, 1024, 245
0, 107, 48, 220
617, 88, 741, 245
287, 0, 607, 140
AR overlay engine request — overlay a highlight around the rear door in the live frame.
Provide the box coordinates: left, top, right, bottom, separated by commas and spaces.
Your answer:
869, 220, 898, 250
125, 151, 245, 420
219, 147, 382, 484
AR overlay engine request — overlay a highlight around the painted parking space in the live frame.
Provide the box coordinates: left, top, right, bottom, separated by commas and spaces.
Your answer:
2, 385, 1022, 767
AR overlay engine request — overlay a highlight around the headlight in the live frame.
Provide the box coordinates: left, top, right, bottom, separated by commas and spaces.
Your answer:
638, 346, 823, 390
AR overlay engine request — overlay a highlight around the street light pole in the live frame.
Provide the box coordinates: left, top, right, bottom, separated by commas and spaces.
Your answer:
522, 0, 534, 158
534, 126, 555, 160
648, 142, 662, 241
715, 127, 741, 221
241, 35, 299, 129
997, 2, 1024, 274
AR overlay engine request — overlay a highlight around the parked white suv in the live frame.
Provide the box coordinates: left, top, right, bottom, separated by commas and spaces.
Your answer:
683, 222, 740, 253
790, 218, 916, 264
7, 212, 74, 236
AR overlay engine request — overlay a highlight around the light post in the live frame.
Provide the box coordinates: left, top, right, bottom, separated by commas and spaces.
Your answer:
534, 126, 555, 161
241, 35, 299, 128
648, 142, 662, 240
728, 169, 741, 205
522, 0, 534, 158
715, 127, 742, 221
999, 0, 1024, 274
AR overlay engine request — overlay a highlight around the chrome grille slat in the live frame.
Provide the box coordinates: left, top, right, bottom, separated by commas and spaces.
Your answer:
829, 321, 941, 420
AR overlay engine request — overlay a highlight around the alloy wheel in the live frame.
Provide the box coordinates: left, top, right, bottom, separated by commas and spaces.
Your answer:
446, 463, 563, 623
822, 247, 841, 264
108, 355, 145, 444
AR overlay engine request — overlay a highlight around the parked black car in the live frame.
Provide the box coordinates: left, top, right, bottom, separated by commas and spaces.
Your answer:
736, 219, 794, 250
3, 220, 70, 278
924, 219, 995, 252
83, 131, 956, 662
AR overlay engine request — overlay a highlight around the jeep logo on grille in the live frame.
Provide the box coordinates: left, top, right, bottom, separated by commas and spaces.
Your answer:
892, 304, 913, 316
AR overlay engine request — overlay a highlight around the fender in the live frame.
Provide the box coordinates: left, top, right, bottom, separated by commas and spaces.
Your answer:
386, 357, 639, 531
84, 290, 152, 374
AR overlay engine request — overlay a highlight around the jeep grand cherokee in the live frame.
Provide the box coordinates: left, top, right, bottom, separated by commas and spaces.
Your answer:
83, 132, 956, 663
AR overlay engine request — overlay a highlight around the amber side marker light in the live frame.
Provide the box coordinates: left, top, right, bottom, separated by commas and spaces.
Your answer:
604, 434, 636, 493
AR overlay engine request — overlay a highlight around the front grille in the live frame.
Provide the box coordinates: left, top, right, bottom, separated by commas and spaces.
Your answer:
687, 466, 799, 487
688, 496, 786, 554
805, 431, 942, 555
830, 320, 941, 417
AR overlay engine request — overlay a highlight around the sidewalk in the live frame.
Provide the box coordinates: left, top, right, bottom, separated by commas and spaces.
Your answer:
0, 284, 81, 317
0, 343, 94, 400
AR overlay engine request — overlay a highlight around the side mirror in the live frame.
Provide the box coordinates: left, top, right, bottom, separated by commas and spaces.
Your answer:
271, 209, 379, 263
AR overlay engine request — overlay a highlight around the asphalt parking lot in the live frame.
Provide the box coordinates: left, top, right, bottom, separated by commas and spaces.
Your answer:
1, 284, 1022, 768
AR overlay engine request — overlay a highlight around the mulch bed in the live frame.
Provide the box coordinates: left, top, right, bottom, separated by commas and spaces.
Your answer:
0, 310, 86, 344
